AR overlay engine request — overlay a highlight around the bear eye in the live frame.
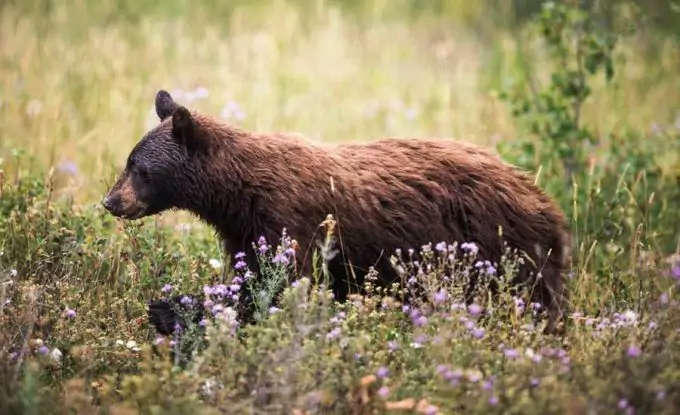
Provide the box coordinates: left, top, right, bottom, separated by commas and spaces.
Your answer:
136, 166, 150, 181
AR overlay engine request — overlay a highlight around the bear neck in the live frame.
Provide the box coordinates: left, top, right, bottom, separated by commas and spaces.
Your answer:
184, 123, 263, 254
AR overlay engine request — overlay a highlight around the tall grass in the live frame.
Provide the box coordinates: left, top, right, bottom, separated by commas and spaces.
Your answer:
1, 0, 679, 413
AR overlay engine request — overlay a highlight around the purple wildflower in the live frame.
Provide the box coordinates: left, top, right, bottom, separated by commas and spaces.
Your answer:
472, 327, 485, 339
161, 284, 173, 294
460, 242, 479, 255
65, 309, 76, 319
488, 396, 499, 406
234, 260, 247, 270
433, 289, 448, 304
234, 252, 246, 260
326, 327, 341, 340
387, 340, 399, 352
671, 264, 680, 280
530, 377, 540, 387
627, 345, 641, 358
435, 242, 447, 253
424, 405, 438, 415
503, 348, 519, 359
413, 315, 428, 327
37, 345, 49, 355
376, 366, 389, 378
377, 386, 389, 398
467, 303, 483, 317
272, 253, 290, 266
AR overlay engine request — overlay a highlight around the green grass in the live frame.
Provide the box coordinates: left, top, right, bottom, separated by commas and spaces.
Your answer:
1, 0, 680, 414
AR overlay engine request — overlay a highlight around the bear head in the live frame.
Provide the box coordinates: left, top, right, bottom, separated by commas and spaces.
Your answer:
102, 90, 208, 220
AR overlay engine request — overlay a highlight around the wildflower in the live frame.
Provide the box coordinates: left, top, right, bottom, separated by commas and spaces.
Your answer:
672, 264, 680, 280
57, 160, 78, 176
503, 348, 519, 359
471, 327, 485, 339
65, 309, 76, 319
435, 364, 449, 376
50, 348, 63, 362
37, 345, 49, 355
269, 306, 280, 314
209, 258, 222, 270
660, 292, 669, 305
377, 386, 389, 398
619, 310, 638, 326
161, 284, 173, 294
272, 253, 290, 266
433, 289, 448, 304
326, 327, 341, 341
618, 399, 629, 410
213, 284, 228, 296
212, 304, 224, 315
488, 396, 499, 406
460, 242, 479, 256
234, 260, 247, 270
387, 340, 399, 352
155, 337, 165, 345
482, 380, 493, 391
413, 315, 428, 327
199, 319, 208, 327
467, 371, 482, 383
627, 345, 641, 358
435, 241, 447, 253
203, 285, 214, 296
405, 107, 420, 120
530, 377, 540, 387
220, 100, 246, 121
467, 303, 483, 317
376, 367, 389, 378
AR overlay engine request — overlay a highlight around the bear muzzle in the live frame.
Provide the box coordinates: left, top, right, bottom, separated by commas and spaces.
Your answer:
101, 192, 148, 220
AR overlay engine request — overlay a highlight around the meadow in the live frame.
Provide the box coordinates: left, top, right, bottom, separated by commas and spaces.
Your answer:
1, 0, 680, 413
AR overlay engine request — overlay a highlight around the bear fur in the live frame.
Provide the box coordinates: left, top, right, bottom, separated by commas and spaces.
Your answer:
103, 90, 572, 334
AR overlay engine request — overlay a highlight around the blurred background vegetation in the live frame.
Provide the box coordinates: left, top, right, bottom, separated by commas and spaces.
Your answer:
1, 1, 680, 413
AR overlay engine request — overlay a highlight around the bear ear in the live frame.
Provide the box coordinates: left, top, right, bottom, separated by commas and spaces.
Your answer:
155, 90, 179, 121
171, 106, 196, 148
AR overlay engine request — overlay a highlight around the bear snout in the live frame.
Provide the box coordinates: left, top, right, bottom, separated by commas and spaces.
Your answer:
101, 193, 123, 217
101, 195, 113, 211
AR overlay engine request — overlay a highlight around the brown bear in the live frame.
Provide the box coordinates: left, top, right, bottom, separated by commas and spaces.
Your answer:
102, 90, 571, 334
